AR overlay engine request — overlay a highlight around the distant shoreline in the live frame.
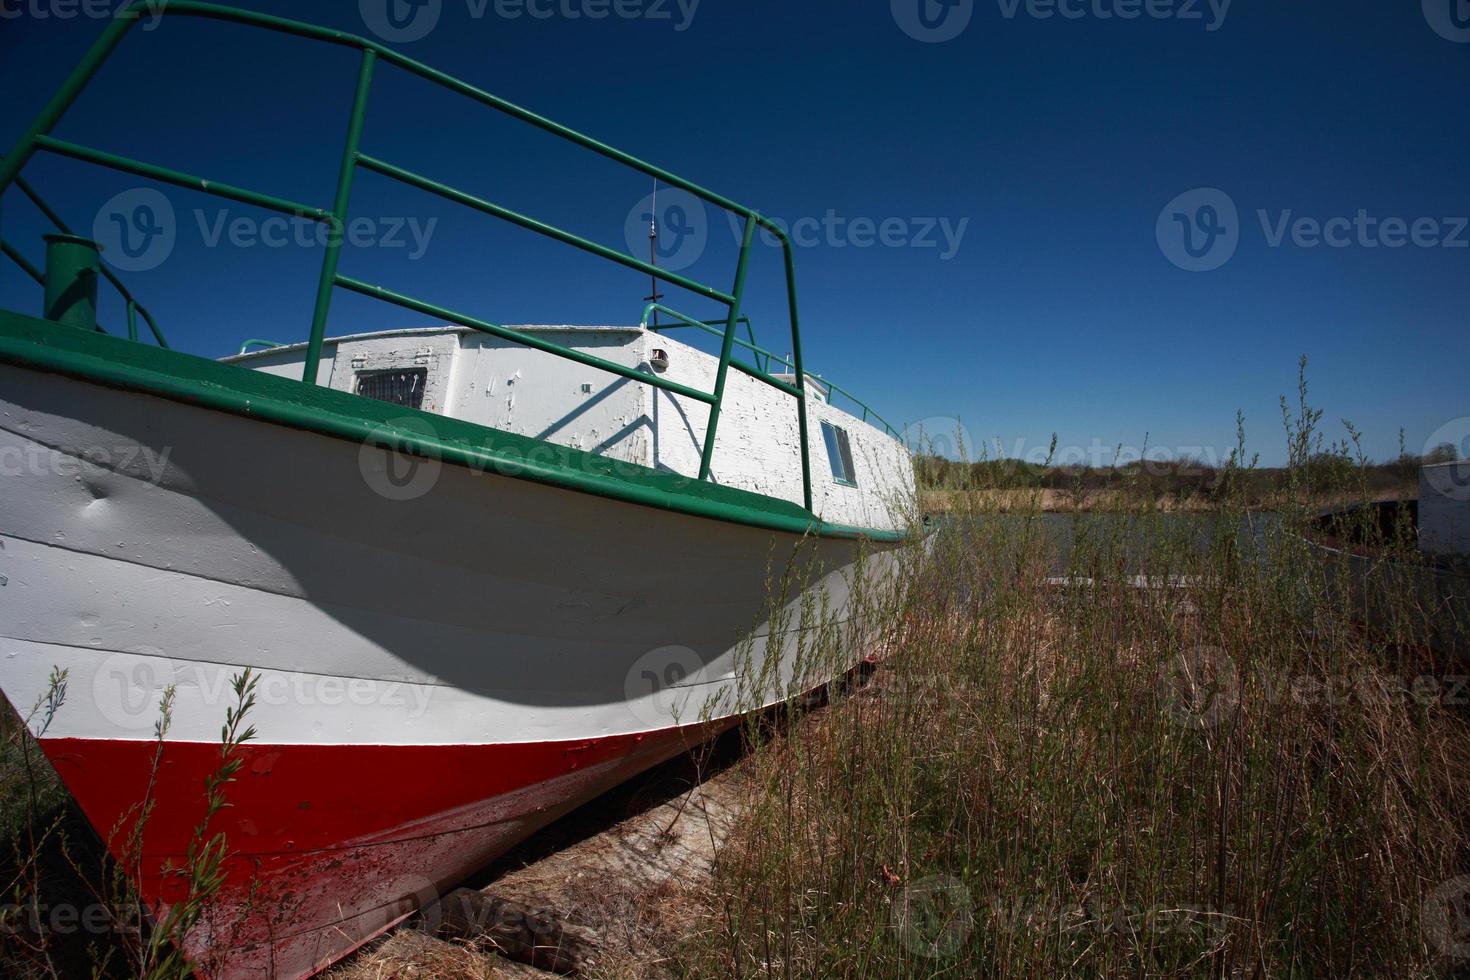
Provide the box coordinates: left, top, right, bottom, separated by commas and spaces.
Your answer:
920, 487, 1416, 515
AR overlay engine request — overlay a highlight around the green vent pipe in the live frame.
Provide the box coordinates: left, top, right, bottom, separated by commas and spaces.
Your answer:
42, 234, 102, 331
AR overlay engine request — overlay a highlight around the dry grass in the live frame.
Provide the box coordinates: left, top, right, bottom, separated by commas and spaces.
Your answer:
688, 353, 1470, 977
674, 484, 1470, 977
330, 929, 505, 980
921, 487, 1218, 513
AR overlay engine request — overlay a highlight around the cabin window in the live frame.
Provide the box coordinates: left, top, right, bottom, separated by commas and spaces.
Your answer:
821, 421, 858, 487
356, 368, 427, 410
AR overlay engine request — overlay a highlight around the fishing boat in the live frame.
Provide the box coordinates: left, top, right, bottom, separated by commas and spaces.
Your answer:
0, 4, 914, 977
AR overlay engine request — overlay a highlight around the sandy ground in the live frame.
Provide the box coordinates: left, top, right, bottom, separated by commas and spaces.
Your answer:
326, 730, 754, 979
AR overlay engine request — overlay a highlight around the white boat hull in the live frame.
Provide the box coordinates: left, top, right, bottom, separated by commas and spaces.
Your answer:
0, 362, 896, 977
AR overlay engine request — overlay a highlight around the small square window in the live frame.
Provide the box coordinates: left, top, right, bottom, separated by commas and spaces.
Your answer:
821, 421, 858, 487
356, 368, 427, 410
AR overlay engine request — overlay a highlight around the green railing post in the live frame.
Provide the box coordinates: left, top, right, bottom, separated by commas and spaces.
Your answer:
126, 299, 139, 341
303, 47, 377, 386
779, 234, 814, 513
748, 320, 768, 373
698, 214, 757, 482
137, 304, 168, 347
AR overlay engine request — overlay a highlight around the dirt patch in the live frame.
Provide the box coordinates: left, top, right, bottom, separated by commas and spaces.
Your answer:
329, 729, 755, 979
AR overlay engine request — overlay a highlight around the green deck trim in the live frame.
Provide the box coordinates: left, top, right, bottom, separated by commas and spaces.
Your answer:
0, 311, 905, 544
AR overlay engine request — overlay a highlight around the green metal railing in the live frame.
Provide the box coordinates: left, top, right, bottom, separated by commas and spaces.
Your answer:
0, 0, 911, 513
808, 375, 902, 443
0, 170, 167, 346
640, 303, 901, 440
640, 303, 802, 400
644, 304, 769, 372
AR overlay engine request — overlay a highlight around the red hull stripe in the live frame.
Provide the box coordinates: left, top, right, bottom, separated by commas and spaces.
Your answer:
40, 723, 730, 977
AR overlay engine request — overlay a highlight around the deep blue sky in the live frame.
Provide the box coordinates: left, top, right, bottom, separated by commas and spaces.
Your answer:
1, 0, 1465, 466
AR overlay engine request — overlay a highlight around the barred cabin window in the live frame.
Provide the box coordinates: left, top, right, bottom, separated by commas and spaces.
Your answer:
821, 421, 858, 487
356, 368, 427, 410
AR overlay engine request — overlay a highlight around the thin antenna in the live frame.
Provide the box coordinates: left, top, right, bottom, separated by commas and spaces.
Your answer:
645, 178, 663, 329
